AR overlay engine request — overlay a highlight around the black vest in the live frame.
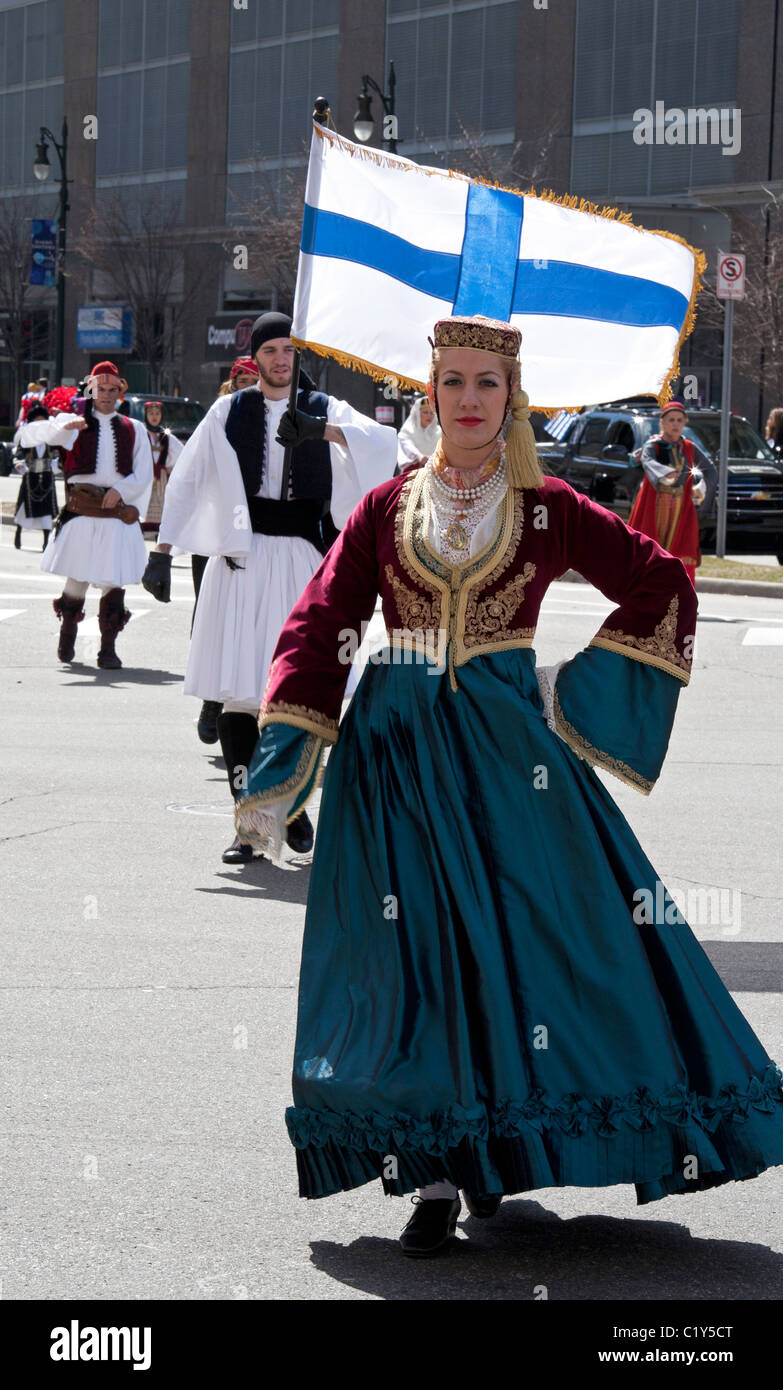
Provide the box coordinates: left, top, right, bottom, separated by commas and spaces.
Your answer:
225, 386, 332, 502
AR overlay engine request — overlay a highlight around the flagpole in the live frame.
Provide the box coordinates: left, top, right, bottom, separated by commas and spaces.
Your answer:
280, 96, 331, 501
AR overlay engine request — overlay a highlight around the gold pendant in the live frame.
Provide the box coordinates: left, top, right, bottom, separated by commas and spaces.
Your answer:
445, 520, 468, 550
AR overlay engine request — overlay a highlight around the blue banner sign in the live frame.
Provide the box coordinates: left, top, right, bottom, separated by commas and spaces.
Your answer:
30, 219, 57, 285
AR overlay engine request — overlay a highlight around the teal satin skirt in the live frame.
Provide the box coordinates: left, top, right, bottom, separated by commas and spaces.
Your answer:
286, 648, 783, 1202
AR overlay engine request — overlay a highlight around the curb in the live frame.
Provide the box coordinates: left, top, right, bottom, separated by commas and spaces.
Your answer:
560, 568, 783, 599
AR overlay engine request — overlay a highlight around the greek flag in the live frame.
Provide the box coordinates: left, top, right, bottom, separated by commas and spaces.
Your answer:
292, 126, 704, 410
544, 410, 578, 440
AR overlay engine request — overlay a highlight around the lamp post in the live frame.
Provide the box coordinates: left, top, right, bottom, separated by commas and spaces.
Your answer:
353, 61, 398, 153
33, 117, 69, 386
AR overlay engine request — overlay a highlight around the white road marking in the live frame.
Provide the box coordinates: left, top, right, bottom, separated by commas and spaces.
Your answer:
80, 610, 151, 638
0, 609, 24, 621
742, 627, 783, 645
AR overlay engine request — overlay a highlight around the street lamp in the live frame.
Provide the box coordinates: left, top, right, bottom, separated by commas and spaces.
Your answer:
353, 62, 398, 153
32, 119, 69, 387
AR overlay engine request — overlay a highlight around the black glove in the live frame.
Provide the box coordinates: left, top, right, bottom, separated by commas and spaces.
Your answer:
275, 408, 327, 448
142, 550, 172, 603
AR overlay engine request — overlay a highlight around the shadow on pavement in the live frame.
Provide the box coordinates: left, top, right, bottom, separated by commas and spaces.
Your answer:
703, 941, 783, 993
196, 857, 312, 905
63, 667, 183, 686
310, 1197, 783, 1300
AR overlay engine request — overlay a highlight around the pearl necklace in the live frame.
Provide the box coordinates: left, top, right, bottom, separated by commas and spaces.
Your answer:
426, 452, 508, 560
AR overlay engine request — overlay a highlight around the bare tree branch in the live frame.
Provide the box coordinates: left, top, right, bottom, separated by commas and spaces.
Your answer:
73, 189, 190, 392
226, 167, 307, 315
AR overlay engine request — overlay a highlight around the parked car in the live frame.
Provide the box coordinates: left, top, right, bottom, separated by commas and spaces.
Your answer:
537, 400, 783, 558
123, 394, 205, 442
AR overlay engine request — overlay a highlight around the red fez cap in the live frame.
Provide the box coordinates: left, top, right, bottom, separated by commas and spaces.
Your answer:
144, 399, 163, 410
661, 399, 687, 416
90, 361, 121, 381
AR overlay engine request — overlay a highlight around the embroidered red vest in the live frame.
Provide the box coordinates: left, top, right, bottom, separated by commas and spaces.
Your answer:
63, 413, 136, 479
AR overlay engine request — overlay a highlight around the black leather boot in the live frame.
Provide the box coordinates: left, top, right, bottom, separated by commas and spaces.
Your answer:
97, 588, 130, 669
53, 593, 85, 663
14, 527, 21, 549
217, 712, 261, 863
41, 530, 50, 551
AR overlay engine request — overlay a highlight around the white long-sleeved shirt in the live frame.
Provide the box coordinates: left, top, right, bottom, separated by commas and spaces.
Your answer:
158, 389, 397, 556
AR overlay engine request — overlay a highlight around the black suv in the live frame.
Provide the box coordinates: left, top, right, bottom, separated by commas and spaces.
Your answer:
536, 401, 783, 556
123, 394, 205, 441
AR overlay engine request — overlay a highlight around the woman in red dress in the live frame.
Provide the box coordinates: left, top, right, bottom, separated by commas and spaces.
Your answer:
628, 400, 713, 585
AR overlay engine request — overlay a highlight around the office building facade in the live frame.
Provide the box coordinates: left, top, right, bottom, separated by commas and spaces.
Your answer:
1, 0, 781, 422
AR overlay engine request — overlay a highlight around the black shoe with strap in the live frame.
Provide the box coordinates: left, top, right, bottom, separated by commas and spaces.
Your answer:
462, 1191, 502, 1219
286, 809, 314, 854
399, 1195, 461, 1257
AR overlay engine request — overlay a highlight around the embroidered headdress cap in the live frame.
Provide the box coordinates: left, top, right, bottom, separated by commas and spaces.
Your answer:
432, 315, 521, 360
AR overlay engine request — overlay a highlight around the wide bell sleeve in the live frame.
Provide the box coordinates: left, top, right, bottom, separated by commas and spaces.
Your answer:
325, 398, 398, 528
547, 483, 697, 795
157, 396, 251, 558
234, 489, 381, 845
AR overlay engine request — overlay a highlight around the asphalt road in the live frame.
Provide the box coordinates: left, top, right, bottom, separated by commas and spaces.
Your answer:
1, 530, 781, 1302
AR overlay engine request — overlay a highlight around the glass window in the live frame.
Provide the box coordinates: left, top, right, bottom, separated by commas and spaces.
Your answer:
45, 0, 65, 80
25, 2, 47, 83
573, 0, 739, 198
3, 9, 24, 89
387, 1, 516, 151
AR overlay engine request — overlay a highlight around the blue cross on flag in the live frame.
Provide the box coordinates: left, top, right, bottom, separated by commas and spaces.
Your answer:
291, 126, 704, 410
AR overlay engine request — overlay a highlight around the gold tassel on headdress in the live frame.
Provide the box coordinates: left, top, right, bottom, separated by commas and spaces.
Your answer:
506, 387, 544, 489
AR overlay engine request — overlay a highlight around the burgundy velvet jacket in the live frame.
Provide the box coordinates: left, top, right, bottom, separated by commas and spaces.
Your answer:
259, 468, 698, 745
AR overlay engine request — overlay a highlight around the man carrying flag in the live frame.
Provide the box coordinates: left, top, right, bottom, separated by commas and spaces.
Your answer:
143, 311, 396, 864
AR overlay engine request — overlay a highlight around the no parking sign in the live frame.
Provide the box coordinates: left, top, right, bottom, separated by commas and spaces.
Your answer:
716, 253, 746, 299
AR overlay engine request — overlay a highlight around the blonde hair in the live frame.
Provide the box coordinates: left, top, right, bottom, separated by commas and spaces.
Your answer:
765, 407, 783, 440
429, 349, 543, 489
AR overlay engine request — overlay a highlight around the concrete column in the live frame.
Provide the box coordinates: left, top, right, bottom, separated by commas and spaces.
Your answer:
515, 0, 576, 194
181, 0, 231, 401
62, 0, 99, 382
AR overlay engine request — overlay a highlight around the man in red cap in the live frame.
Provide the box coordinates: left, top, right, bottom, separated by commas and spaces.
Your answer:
143, 311, 397, 864
36, 361, 153, 667
628, 400, 715, 584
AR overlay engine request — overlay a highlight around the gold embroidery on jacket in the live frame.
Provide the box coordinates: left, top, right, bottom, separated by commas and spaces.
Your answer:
590, 596, 690, 683
384, 565, 439, 630
260, 699, 339, 743
463, 562, 536, 651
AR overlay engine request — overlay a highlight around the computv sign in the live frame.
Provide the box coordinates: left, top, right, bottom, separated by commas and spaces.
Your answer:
204, 314, 256, 362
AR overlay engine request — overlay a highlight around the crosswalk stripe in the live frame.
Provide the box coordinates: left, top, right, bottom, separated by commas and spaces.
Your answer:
0, 609, 24, 622
80, 610, 151, 638
742, 627, 783, 645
